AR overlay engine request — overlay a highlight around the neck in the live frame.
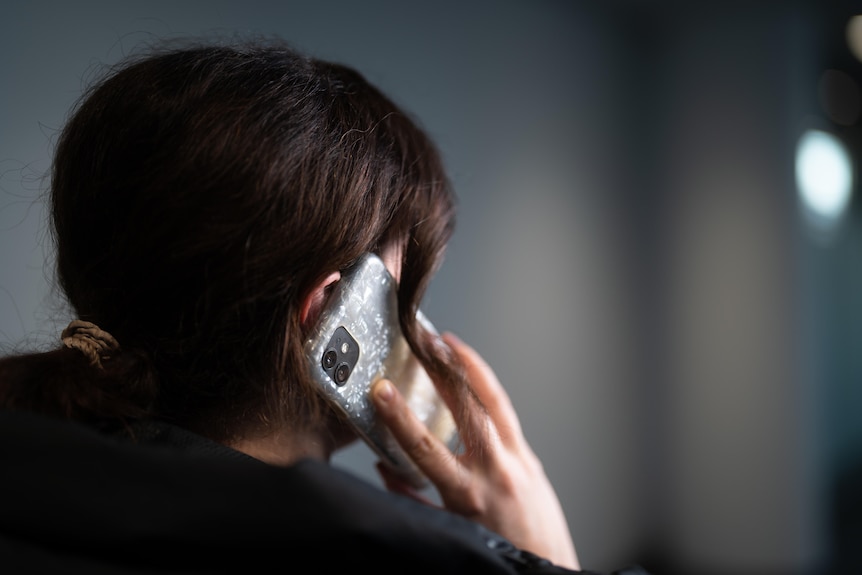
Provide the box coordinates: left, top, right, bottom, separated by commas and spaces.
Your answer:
227, 413, 357, 467
228, 426, 335, 467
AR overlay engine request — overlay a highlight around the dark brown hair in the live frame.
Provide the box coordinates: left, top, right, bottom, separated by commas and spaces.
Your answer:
0, 38, 479, 445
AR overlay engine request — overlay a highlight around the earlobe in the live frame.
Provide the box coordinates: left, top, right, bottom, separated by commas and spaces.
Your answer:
300, 271, 341, 329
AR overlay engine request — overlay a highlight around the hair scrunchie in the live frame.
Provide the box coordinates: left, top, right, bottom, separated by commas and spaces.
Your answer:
61, 320, 120, 368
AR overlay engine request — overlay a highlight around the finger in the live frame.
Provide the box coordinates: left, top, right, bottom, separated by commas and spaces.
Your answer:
375, 462, 438, 507
371, 379, 469, 496
441, 333, 525, 446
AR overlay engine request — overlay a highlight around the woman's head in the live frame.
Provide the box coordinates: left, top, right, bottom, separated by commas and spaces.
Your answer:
37, 39, 462, 441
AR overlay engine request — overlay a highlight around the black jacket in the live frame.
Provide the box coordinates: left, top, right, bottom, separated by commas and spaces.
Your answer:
0, 409, 648, 574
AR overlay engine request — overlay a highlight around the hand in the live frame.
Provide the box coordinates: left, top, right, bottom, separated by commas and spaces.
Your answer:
370, 332, 580, 570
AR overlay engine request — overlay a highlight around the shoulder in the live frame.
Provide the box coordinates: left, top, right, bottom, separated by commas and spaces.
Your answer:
0, 409, 587, 574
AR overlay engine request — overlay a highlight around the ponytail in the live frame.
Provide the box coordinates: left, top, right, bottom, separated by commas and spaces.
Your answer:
0, 321, 159, 431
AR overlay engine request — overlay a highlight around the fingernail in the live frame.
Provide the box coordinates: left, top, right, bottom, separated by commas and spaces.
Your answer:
373, 380, 394, 404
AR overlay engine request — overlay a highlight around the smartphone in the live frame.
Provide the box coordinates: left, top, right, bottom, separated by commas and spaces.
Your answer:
304, 252, 459, 489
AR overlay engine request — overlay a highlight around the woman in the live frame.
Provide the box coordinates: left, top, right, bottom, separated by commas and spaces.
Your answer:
0, 39, 646, 574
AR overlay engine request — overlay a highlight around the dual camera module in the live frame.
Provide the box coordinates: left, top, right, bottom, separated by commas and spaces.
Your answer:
320, 326, 360, 386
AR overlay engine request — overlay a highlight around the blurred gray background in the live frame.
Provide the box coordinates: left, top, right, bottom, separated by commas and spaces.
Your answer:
2, 1, 861, 573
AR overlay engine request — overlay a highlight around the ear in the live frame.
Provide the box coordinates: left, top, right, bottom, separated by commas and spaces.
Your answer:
300, 271, 341, 329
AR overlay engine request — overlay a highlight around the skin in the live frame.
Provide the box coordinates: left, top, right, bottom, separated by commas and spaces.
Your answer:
232, 249, 580, 570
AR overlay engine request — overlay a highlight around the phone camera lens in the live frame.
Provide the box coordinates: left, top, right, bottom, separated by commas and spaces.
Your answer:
322, 349, 338, 370
334, 362, 351, 385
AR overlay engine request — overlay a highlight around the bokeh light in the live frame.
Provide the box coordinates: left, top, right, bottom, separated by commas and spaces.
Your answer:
847, 15, 862, 63
795, 129, 854, 233
818, 69, 861, 126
